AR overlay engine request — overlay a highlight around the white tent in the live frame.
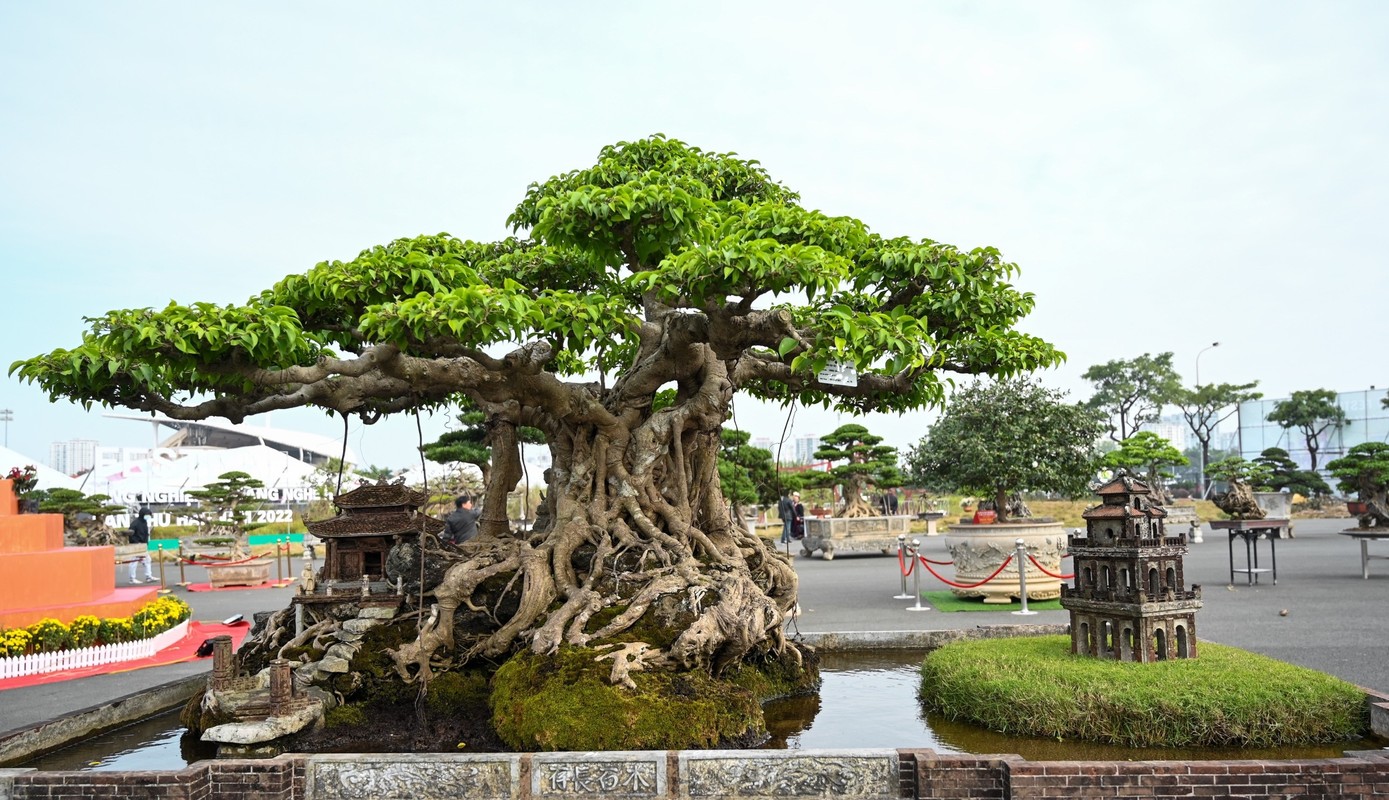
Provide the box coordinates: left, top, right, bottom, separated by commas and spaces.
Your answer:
92, 444, 320, 506
0, 445, 82, 491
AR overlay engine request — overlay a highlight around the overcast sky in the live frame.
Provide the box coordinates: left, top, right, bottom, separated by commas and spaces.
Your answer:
2, 2, 1386, 471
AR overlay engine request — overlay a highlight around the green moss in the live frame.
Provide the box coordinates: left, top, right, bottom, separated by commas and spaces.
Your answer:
490, 646, 770, 751
324, 703, 368, 729
920, 635, 1368, 747
426, 670, 491, 715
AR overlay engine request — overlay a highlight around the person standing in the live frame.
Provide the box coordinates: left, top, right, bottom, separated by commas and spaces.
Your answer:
778, 490, 796, 544
443, 494, 481, 545
128, 507, 156, 583
790, 492, 805, 541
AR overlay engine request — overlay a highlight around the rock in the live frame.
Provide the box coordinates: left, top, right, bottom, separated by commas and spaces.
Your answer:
202, 703, 324, 744
342, 618, 382, 634
317, 655, 351, 673
325, 643, 359, 662
357, 606, 398, 620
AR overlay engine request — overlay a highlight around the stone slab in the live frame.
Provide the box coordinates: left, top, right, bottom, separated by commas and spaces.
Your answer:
306, 753, 519, 800
679, 749, 897, 799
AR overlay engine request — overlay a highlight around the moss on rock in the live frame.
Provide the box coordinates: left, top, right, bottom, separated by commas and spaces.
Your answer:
489, 644, 816, 751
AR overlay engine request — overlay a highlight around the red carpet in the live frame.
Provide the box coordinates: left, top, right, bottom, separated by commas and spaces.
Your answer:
0, 621, 251, 690
185, 580, 295, 592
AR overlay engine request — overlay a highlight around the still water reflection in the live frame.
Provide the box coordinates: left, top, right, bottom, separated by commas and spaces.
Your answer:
21, 649, 1383, 770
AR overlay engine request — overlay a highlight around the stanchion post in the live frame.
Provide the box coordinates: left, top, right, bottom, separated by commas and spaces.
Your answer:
907, 538, 931, 612
156, 542, 166, 588
177, 541, 188, 587
276, 537, 284, 582
893, 534, 913, 599
1012, 538, 1037, 616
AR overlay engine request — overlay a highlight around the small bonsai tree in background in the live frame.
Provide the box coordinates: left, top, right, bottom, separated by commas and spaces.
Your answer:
1255, 447, 1331, 506
1100, 431, 1188, 505
717, 428, 779, 522
810, 423, 903, 518
1205, 457, 1274, 519
38, 488, 129, 546
1266, 389, 1346, 472
906, 378, 1105, 522
184, 471, 265, 557
1325, 442, 1389, 529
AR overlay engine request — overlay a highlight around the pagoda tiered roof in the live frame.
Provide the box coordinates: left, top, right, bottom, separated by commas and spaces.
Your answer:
1084, 475, 1168, 520
332, 482, 430, 510
305, 510, 444, 539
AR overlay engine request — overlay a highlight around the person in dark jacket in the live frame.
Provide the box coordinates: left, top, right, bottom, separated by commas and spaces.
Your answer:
778, 491, 796, 544
128, 507, 155, 583
442, 494, 480, 545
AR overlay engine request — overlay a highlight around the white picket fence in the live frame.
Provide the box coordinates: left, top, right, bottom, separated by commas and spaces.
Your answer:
0, 619, 190, 680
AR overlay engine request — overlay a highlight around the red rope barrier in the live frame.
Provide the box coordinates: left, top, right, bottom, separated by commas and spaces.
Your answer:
898, 546, 915, 577
919, 556, 953, 565
1026, 554, 1075, 580
917, 553, 1015, 589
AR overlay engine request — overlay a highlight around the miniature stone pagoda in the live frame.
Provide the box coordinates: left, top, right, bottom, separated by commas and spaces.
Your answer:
303, 481, 444, 591
1060, 476, 1202, 662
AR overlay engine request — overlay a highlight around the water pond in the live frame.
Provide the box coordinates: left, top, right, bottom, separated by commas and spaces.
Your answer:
21, 649, 1383, 771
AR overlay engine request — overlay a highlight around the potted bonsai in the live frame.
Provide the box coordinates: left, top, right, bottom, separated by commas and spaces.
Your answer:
184, 471, 273, 587
5, 465, 40, 512
1205, 457, 1275, 520
1325, 442, 1389, 529
905, 379, 1105, 602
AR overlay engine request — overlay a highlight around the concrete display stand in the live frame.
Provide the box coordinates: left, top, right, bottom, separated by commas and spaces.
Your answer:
205, 558, 274, 589
801, 515, 912, 560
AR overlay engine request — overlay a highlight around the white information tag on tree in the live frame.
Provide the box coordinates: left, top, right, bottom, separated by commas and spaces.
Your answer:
817, 359, 858, 387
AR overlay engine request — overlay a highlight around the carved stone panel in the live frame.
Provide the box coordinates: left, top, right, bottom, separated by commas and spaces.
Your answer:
679, 749, 897, 799
306, 754, 518, 800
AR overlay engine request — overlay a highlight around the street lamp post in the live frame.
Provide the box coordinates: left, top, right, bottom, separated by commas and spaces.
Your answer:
1194, 342, 1220, 498
0, 409, 11, 448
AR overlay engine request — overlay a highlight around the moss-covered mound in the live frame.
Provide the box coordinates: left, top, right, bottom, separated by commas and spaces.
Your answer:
490, 645, 817, 751
920, 636, 1368, 748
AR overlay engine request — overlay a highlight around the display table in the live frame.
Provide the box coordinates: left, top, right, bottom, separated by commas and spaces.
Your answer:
1210, 518, 1287, 586
1338, 529, 1389, 579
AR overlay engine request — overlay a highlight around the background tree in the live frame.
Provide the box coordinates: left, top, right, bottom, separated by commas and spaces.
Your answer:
1254, 447, 1331, 502
1266, 389, 1346, 472
1082, 352, 1182, 442
1173, 380, 1261, 497
13, 136, 1061, 749
906, 379, 1104, 522
420, 397, 546, 490
1099, 431, 1188, 504
1326, 442, 1389, 528
808, 423, 902, 518
356, 464, 400, 482
183, 471, 265, 557
717, 428, 779, 521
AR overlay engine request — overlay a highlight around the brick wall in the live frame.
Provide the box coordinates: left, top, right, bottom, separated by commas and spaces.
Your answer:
905, 750, 1389, 800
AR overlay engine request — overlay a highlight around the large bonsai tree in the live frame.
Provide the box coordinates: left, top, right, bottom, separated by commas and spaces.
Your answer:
1326, 442, 1389, 528
906, 378, 1103, 522
183, 470, 266, 557
1266, 389, 1346, 472
810, 423, 902, 517
12, 136, 1059, 747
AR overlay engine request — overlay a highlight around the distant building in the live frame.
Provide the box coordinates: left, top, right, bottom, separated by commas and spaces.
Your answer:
1237, 387, 1389, 476
1138, 414, 1189, 452
793, 434, 822, 465
49, 438, 98, 476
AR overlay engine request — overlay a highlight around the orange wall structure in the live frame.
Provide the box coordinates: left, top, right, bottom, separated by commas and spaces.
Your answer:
0, 479, 157, 629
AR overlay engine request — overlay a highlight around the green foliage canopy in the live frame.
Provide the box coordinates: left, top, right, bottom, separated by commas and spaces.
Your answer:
1083, 352, 1182, 442
1266, 389, 1346, 471
905, 379, 1104, 520
1099, 431, 1187, 491
1325, 442, 1389, 500
12, 135, 1062, 435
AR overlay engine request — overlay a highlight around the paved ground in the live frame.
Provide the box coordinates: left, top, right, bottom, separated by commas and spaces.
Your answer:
1, 517, 1385, 741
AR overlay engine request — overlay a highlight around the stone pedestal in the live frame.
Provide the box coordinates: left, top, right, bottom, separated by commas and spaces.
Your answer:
944, 520, 1068, 603
206, 558, 273, 588
801, 515, 912, 560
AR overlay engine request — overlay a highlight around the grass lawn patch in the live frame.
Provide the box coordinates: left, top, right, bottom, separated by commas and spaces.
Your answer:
921, 591, 1064, 612
920, 635, 1368, 747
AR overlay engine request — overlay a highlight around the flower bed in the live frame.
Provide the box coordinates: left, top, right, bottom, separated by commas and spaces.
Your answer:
0, 596, 192, 679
